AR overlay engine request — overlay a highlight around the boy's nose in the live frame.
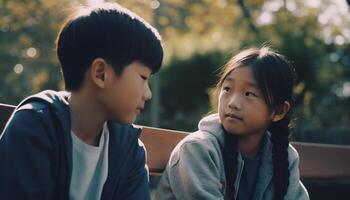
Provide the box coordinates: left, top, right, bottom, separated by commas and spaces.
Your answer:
144, 84, 152, 101
228, 94, 242, 110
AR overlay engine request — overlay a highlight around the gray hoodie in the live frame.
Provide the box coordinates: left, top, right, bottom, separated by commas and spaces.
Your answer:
155, 114, 309, 200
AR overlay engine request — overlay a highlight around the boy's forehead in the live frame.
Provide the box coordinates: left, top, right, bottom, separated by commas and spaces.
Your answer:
126, 61, 152, 73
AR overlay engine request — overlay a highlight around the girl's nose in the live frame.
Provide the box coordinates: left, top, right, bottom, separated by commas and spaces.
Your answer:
228, 94, 242, 110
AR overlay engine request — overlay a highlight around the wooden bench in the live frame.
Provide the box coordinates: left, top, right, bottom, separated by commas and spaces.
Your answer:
1, 103, 350, 198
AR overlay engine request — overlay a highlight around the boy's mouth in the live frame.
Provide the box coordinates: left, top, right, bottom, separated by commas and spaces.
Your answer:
136, 107, 144, 114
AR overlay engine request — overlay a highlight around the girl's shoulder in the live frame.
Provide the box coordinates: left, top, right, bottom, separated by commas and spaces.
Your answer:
167, 130, 223, 167
264, 133, 300, 163
175, 130, 222, 154
182, 129, 220, 144
287, 143, 301, 164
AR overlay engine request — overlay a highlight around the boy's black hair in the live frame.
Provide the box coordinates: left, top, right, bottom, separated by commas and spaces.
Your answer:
56, 3, 163, 91
218, 47, 296, 200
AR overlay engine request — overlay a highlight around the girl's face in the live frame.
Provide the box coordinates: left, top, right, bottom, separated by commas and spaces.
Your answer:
218, 66, 274, 137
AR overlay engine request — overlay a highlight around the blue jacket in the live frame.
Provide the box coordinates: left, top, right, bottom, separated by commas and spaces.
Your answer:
0, 90, 150, 200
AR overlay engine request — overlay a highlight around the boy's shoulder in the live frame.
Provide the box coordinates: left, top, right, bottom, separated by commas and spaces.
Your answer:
3, 90, 72, 138
16, 90, 69, 113
17, 101, 48, 112
22, 89, 69, 105
1, 91, 70, 153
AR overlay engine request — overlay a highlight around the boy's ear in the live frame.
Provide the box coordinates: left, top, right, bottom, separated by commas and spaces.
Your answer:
271, 101, 290, 122
90, 58, 108, 89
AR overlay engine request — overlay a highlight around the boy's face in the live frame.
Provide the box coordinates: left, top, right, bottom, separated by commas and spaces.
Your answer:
100, 61, 152, 124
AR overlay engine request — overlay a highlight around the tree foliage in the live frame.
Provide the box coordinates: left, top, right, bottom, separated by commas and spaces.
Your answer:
1, 0, 350, 133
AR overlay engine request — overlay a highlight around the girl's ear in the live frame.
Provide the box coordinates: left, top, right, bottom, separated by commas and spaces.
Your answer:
271, 101, 290, 122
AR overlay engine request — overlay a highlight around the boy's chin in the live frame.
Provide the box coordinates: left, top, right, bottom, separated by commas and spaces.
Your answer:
110, 115, 137, 125
120, 118, 136, 125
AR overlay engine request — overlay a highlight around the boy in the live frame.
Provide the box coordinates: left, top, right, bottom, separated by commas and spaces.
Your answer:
0, 3, 163, 200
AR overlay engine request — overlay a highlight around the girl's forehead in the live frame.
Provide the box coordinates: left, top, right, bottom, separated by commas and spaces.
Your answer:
224, 66, 256, 84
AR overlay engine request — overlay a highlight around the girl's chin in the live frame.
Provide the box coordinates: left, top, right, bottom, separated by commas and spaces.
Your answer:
222, 126, 242, 136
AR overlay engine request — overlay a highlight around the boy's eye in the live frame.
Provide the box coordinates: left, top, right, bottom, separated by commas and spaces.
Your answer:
140, 75, 148, 80
245, 91, 258, 97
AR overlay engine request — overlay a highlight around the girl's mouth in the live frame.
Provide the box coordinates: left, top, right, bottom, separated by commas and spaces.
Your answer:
225, 113, 243, 121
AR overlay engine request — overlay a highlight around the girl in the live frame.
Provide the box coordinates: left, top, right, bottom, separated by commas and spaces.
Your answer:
155, 47, 309, 200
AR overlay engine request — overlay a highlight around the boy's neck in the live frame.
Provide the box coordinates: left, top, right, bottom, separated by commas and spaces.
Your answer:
69, 90, 106, 146
238, 132, 265, 159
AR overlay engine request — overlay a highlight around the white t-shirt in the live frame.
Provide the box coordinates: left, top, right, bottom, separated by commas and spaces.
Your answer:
69, 122, 109, 200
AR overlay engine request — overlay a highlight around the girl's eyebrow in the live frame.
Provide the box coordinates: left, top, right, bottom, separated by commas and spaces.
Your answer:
246, 81, 259, 89
224, 76, 258, 88
224, 75, 235, 83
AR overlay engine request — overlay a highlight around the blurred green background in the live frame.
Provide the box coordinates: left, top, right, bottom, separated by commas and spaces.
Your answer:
1, 0, 350, 145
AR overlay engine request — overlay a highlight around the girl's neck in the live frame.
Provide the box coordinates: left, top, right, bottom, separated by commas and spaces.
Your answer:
238, 132, 265, 159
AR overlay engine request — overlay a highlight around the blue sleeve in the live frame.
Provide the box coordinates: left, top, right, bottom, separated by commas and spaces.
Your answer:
0, 109, 54, 199
119, 139, 150, 200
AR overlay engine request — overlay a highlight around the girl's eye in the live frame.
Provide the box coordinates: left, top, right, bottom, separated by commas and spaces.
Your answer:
223, 86, 230, 92
245, 91, 258, 97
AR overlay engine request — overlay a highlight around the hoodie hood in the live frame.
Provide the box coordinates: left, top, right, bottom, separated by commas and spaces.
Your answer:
16, 89, 72, 138
16, 90, 72, 143
17, 90, 70, 114
198, 113, 273, 159
198, 113, 225, 147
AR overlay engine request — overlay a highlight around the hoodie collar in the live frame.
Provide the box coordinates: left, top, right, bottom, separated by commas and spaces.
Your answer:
198, 113, 225, 147
17, 90, 70, 114
199, 113, 274, 199
198, 113, 273, 173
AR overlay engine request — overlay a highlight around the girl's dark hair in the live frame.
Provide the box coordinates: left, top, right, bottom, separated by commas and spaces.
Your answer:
217, 47, 296, 200
222, 130, 239, 200
56, 3, 163, 91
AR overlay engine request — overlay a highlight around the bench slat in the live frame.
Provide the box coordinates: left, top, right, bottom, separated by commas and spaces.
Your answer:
140, 126, 187, 175
293, 142, 350, 179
